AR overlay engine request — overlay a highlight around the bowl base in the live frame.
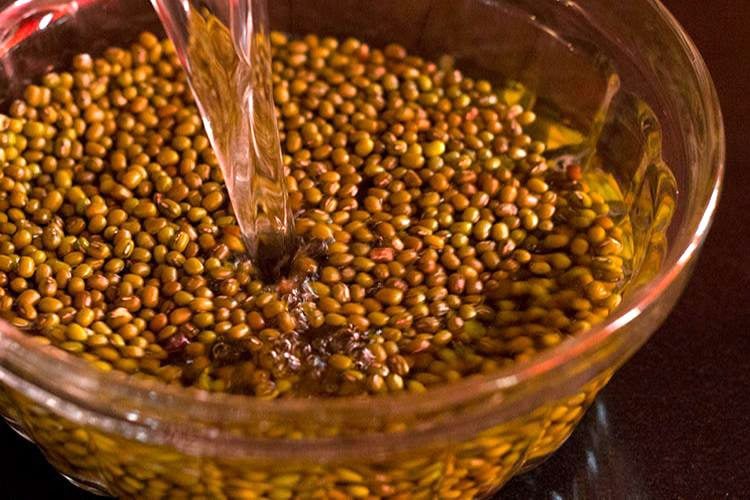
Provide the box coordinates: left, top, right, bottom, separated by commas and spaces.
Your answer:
2, 419, 33, 443
518, 453, 554, 474
59, 473, 110, 497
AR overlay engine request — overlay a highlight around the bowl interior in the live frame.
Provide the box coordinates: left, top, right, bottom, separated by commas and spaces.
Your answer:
0, 0, 722, 441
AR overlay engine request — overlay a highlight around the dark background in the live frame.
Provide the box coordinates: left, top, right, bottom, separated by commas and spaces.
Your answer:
2, 0, 749, 498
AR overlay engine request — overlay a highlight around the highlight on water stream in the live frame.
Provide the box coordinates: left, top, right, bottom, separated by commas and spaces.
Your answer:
151, 0, 297, 278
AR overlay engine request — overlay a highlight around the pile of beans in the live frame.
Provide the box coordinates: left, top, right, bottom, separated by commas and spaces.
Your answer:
0, 32, 627, 398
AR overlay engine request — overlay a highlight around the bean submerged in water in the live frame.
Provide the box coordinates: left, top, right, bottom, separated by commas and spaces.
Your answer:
0, 32, 629, 398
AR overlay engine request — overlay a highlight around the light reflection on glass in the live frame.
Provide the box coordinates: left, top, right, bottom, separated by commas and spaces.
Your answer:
500, 398, 646, 499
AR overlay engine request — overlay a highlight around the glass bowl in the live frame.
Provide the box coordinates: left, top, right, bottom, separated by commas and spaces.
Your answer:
0, 0, 723, 498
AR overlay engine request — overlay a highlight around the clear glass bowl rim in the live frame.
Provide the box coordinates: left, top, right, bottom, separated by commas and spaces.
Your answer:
0, 0, 724, 457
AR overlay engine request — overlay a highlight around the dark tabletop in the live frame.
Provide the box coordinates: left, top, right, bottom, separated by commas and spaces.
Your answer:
2, 1, 749, 498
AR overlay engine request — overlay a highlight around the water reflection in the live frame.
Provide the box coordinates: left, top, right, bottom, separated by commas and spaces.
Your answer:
500, 398, 646, 499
